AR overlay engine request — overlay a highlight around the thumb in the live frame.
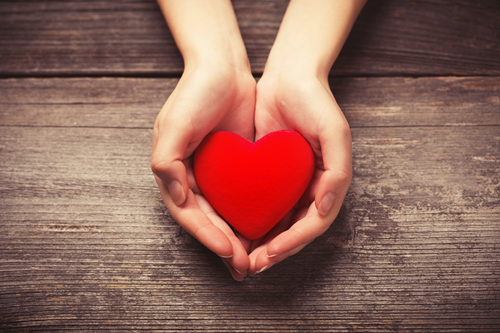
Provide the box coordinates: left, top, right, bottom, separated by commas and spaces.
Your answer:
315, 123, 352, 219
151, 121, 191, 206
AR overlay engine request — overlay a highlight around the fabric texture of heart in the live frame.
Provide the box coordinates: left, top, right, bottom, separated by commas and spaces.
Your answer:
193, 130, 315, 240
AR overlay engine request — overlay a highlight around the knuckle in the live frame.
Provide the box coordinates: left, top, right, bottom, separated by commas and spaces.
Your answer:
337, 122, 352, 140
150, 157, 169, 176
333, 168, 352, 187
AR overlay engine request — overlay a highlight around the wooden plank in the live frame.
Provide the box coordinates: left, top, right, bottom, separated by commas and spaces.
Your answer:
1, 124, 499, 331
0, 1, 183, 76
1, 0, 499, 330
335, 0, 500, 76
1, 0, 499, 77
332, 76, 500, 127
0, 78, 176, 129
1, 76, 499, 129
0, 0, 286, 77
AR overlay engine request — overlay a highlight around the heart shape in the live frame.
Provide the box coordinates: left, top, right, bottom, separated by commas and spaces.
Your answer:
193, 130, 315, 240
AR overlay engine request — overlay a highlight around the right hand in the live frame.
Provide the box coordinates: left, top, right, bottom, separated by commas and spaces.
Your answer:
248, 71, 352, 275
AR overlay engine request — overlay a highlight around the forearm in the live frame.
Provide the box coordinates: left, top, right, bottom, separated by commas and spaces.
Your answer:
264, 0, 367, 80
156, 0, 250, 73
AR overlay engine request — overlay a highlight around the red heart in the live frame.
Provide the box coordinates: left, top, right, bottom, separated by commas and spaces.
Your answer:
193, 130, 315, 240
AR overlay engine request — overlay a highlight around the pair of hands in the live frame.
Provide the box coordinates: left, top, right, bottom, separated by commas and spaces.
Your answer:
151, 0, 364, 281
151, 63, 352, 280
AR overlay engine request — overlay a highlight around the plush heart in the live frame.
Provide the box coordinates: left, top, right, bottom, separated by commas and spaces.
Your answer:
193, 130, 315, 240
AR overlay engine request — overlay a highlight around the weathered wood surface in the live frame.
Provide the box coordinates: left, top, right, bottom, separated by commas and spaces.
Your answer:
1, 76, 499, 128
1, 77, 499, 331
1, 120, 499, 331
1, 0, 500, 331
1, 0, 499, 76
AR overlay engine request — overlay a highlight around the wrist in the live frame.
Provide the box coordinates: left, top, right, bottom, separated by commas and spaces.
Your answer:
264, 49, 329, 85
183, 44, 251, 78
262, 0, 367, 82
262, 23, 335, 85
259, 56, 326, 100
157, 0, 251, 76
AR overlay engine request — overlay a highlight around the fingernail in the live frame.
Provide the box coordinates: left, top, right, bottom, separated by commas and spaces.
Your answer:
266, 253, 277, 258
256, 265, 269, 274
234, 268, 246, 275
318, 192, 336, 216
233, 275, 245, 282
219, 254, 233, 259
167, 180, 186, 205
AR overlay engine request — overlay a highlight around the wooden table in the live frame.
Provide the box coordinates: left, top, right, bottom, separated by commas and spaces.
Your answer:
1, 1, 499, 331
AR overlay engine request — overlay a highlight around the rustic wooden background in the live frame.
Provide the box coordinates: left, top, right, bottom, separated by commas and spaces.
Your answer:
1, 0, 499, 331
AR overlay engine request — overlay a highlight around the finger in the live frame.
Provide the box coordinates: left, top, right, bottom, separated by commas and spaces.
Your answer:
235, 230, 252, 255
253, 152, 351, 274
184, 156, 202, 194
196, 194, 250, 275
315, 118, 352, 218
156, 176, 233, 258
249, 207, 307, 275
295, 168, 322, 209
225, 243, 250, 278
151, 119, 192, 206
265, 201, 336, 259
248, 246, 267, 276
221, 258, 247, 282
247, 208, 297, 275
253, 242, 309, 275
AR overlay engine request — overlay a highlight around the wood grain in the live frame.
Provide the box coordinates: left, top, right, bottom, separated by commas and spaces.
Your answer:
1, 0, 499, 77
1, 76, 499, 129
1, 124, 499, 331
1, 0, 499, 331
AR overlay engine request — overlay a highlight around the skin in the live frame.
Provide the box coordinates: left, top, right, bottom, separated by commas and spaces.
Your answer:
152, 0, 254, 280
152, 0, 367, 280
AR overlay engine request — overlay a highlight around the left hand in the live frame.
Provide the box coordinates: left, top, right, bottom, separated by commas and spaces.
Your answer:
151, 65, 256, 281
153, 0, 258, 281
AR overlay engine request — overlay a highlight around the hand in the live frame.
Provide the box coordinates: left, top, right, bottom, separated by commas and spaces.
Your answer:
153, 0, 365, 279
244, 0, 365, 275
151, 63, 256, 281
152, 0, 258, 281
247, 71, 352, 275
